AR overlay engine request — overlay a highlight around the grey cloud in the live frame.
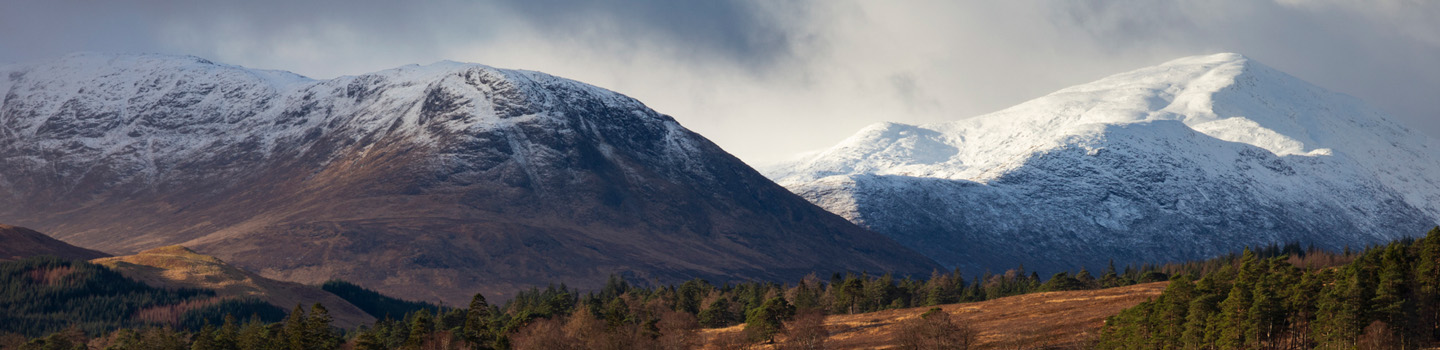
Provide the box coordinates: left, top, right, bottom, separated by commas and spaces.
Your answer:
492, 0, 806, 70
1, 0, 1438, 165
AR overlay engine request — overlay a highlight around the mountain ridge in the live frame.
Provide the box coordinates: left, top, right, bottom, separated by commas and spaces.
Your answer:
0, 53, 940, 304
771, 53, 1440, 273
0, 223, 109, 261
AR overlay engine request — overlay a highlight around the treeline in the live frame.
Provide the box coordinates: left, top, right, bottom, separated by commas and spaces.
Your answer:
3, 304, 342, 350
4, 241, 1345, 349
319, 281, 440, 320
1098, 228, 1440, 349
0, 256, 282, 337
310, 259, 1187, 349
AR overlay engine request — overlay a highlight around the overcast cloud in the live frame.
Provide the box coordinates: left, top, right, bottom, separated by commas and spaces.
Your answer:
2, 0, 1437, 165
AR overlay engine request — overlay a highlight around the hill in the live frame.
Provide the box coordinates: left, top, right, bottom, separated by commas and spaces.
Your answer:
771, 53, 1440, 275
92, 245, 374, 327
0, 223, 107, 261
0, 53, 939, 304
0, 256, 281, 337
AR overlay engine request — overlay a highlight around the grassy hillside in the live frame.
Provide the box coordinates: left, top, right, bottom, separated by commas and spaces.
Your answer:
699, 282, 1168, 349
93, 246, 375, 328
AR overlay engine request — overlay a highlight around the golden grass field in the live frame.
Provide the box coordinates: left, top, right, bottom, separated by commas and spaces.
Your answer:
701, 282, 1169, 349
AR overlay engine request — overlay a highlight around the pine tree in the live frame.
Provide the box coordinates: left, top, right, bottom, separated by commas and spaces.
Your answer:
1416, 227, 1440, 336
307, 304, 336, 350
283, 304, 309, 350
744, 297, 796, 343
602, 298, 630, 330
792, 280, 822, 310
1181, 294, 1223, 349
698, 298, 735, 328
463, 293, 496, 350
1215, 250, 1258, 350
924, 272, 953, 306
1372, 243, 1413, 332
838, 277, 865, 314
1247, 278, 1284, 348
404, 309, 434, 349
237, 317, 273, 350
1076, 267, 1097, 289
1100, 260, 1123, 288
354, 330, 385, 350
215, 314, 239, 350
1155, 275, 1195, 348
192, 324, 218, 350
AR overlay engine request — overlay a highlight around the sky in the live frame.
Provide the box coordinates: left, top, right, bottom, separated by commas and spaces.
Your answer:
2, 1, 1438, 166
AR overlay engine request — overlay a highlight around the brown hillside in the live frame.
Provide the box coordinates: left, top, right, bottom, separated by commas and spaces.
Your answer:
703, 282, 1168, 349
0, 223, 108, 261
93, 245, 375, 328
0, 54, 940, 305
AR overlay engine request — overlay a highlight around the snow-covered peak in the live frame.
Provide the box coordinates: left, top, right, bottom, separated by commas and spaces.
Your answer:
0, 53, 704, 196
772, 52, 1440, 273
776, 52, 1426, 184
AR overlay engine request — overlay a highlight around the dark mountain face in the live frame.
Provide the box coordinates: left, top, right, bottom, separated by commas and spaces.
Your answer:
0, 54, 939, 304
0, 223, 109, 261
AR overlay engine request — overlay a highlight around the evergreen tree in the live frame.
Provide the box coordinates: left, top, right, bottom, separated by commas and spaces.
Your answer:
463, 293, 496, 350
1215, 250, 1257, 350
192, 324, 218, 350
1372, 243, 1412, 330
282, 304, 308, 350
306, 304, 336, 350
744, 297, 796, 343
698, 298, 736, 328
602, 298, 630, 330
1415, 227, 1440, 340
1154, 275, 1195, 348
1076, 267, 1097, 289
404, 309, 434, 349
1181, 294, 1223, 349
838, 277, 865, 314
237, 318, 274, 350
214, 314, 239, 350
792, 280, 822, 311
1247, 278, 1284, 347
354, 330, 385, 350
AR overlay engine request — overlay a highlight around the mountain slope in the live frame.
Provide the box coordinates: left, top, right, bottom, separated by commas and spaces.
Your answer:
92, 246, 374, 327
771, 53, 1440, 273
0, 223, 108, 261
0, 53, 939, 304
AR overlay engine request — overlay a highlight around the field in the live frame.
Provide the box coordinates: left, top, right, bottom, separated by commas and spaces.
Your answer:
701, 282, 1169, 349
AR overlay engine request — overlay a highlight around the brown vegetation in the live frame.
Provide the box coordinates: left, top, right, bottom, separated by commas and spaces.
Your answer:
509, 307, 703, 350
700, 281, 1167, 349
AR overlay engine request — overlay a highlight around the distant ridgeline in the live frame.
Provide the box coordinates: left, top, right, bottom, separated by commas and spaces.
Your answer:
3, 240, 1359, 349
1098, 227, 1440, 349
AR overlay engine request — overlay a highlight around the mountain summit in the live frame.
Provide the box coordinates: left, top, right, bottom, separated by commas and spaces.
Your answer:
770, 53, 1440, 273
0, 53, 939, 303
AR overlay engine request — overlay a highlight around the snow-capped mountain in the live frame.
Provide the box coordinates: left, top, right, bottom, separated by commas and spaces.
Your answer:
0, 53, 939, 304
770, 53, 1440, 274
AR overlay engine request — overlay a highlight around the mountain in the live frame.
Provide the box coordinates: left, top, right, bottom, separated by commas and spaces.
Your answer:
92, 246, 374, 328
770, 53, 1440, 274
0, 53, 939, 304
0, 223, 108, 261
